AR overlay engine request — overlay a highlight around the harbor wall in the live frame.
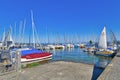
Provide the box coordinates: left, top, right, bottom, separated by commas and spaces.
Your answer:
97, 52, 120, 80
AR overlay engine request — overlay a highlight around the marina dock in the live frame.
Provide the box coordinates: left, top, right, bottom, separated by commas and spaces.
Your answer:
0, 61, 93, 80
97, 52, 120, 80
19, 61, 93, 80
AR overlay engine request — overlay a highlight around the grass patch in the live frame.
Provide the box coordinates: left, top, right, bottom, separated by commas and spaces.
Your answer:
21, 60, 50, 69
21, 64, 26, 69
21, 62, 40, 69
27, 62, 40, 68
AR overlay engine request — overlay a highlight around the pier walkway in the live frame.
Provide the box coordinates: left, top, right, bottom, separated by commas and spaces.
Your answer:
18, 61, 93, 80
98, 52, 120, 80
0, 61, 93, 80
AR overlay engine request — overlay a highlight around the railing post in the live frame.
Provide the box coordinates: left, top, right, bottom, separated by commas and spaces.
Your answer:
16, 51, 21, 72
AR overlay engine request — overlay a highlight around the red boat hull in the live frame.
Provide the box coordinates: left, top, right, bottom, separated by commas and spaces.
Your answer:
21, 52, 52, 62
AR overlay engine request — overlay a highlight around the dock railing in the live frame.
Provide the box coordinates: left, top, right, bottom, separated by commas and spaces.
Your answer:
0, 50, 21, 76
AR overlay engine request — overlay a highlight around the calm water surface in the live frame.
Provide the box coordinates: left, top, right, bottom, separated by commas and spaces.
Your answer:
49, 48, 112, 65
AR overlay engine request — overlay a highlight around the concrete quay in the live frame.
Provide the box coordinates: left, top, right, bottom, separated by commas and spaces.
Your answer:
97, 52, 120, 80
0, 61, 93, 80
18, 61, 93, 80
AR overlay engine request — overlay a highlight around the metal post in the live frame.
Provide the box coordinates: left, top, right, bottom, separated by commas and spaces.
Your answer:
16, 51, 21, 72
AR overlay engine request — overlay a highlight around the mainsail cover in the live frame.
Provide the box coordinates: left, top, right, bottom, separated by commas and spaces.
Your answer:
98, 27, 107, 49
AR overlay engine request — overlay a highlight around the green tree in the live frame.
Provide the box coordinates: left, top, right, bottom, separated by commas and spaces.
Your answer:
89, 40, 92, 45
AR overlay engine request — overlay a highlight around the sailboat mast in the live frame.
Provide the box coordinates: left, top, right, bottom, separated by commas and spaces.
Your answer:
31, 10, 35, 48
2, 28, 5, 42
9, 25, 13, 42
104, 27, 107, 49
21, 19, 26, 44
46, 27, 49, 44
29, 33, 31, 46
14, 22, 16, 44
110, 31, 117, 45
64, 33, 66, 44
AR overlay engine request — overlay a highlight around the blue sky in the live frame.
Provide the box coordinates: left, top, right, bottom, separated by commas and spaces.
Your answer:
0, 0, 120, 43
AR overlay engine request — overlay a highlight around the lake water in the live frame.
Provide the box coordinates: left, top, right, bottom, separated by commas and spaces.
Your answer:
49, 48, 112, 65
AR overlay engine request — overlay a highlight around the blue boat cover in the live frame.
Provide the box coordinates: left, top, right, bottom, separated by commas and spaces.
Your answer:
107, 48, 113, 50
21, 49, 43, 56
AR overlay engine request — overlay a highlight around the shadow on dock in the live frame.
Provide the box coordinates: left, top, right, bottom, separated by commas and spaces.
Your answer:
91, 65, 104, 80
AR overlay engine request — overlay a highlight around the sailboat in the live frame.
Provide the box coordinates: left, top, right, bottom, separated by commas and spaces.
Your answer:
0, 27, 15, 50
20, 10, 52, 62
6, 27, 15, 48
64, 35, 74, 49
42, 27, 55, 50
54, 33, 65, 49
94, 26, 116, 57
